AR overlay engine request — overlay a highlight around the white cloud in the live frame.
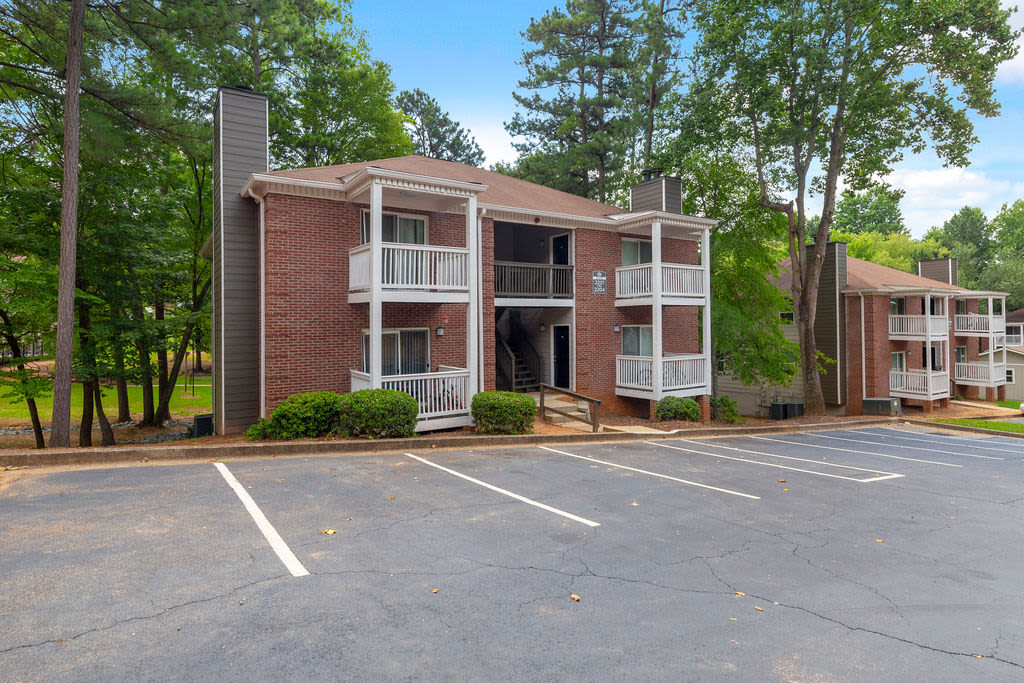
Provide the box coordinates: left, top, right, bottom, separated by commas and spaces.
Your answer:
998, 1, 1024, 85
460, 118, 517, 167
886, 167, 1014, 235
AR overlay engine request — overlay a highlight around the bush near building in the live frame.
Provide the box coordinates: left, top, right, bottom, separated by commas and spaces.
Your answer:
471, 391, 536, 434
654, 396, 701, 422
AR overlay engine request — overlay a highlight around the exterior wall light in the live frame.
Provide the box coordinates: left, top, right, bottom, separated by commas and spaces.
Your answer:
613, 324, 620, 332
539, 323, 546, 332
436, 327, 444, 336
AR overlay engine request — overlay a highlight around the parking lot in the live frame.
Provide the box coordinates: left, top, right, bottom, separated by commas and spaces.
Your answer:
2, 425, 1023, 681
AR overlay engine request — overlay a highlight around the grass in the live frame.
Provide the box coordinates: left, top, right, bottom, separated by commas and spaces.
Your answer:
997, 399, 1022, 409
0, 375, 212, 425
933, 418, 1024, 435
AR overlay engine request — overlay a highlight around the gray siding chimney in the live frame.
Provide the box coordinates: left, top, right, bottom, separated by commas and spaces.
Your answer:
917, 255, 958, 286
212, 87, 268, 434
815, 242, 847, 406
630, 175, 682, 214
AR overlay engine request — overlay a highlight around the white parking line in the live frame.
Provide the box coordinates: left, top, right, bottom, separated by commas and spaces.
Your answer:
405, 453, 600, 527
538, 446, 761, 500
828, 430, 1004, 460
646, 441, 904, 483
214, 463, 310, 578
869, 427, 1022, 456
749, 434, 964, 467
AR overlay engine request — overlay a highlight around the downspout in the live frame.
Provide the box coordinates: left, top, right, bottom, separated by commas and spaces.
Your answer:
478, 208, 486, 392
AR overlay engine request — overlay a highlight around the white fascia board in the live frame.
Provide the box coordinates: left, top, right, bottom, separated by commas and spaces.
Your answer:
240, 173, 348, 200
343, 167, 487, 197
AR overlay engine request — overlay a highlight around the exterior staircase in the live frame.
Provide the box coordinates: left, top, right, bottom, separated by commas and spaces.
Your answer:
511, 351, 540, 392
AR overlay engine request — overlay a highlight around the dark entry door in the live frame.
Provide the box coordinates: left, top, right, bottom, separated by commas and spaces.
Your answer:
553, 325, 570, 388
551, 234, 570, 265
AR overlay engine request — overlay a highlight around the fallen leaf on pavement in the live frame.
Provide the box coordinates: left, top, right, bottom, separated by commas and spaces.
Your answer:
778, 479, 786, 483
754, 606, 764, 612
735, 591, 745, 597
570, 594, 581, 602
432, 588, 439, 594
875, 539, 884, 543
728, 617, 737, 621
321, 529, 337, 535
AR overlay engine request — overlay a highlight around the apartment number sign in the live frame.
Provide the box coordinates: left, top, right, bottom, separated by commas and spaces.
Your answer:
592, 270, 607, 294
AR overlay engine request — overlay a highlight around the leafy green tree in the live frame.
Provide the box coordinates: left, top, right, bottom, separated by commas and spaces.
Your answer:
830, 231, 942, 274
924, 206, 996, 289
507, 0, 635, 203
832, 187, 907, 235
631, 1, 687, 168
688, 0, 1020, 413
397, 89, 484, 166
992, 200, 1024, 257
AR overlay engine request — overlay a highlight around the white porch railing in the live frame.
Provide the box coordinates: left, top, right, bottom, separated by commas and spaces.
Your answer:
1007, 334, 1023, 346
889, 369, 949, 398
616, 354, 707, 392
888, 315, 947, 338
954, 362, 1007, 385
615, 264, 705, 298
954, 314, 1005, 335
349, 367, 470, 420
494, 262, 573, 298
349, 243, 469, 292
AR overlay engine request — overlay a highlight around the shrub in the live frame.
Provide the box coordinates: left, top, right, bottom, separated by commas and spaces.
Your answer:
338, 389, 419, 439
246, 391, 344, 441
654, 396, 701, 422
471, 391, 537, 434
711, 395, 741, 423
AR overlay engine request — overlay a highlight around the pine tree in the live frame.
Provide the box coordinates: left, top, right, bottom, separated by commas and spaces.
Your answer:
397, 89, 485, 166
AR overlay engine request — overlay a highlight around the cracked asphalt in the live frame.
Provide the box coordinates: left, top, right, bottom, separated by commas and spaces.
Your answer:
1, 425, 1023, 681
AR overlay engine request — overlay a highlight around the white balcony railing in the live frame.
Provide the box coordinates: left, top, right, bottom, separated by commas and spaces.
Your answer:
349, 243, 469, 293
494, 262, 573, 298
616, 354, 707, 393
350, 367, 470, 420
954, 362, 1007, 386
954, 314, 1005, 335
616, 263, 705, 299
889, 369, 949, 399
888, 315, 947, 339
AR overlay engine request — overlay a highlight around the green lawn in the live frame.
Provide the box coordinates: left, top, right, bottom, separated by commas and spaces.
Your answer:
997, 400, 1022, 409
934, 418, 1024, 435
0, 375, 212, 425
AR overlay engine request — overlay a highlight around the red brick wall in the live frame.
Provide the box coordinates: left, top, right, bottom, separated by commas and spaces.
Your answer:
262, 194, 474, 412
574, 227, 704, 416
481, 217, 496, 391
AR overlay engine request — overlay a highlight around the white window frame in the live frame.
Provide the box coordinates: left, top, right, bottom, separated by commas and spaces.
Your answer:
891, 351, 906, 373
621, 325, 654, 357
890, 298, 906, 315
621, 238, 653, 266
1008, 368, 1016, 385
361, 327, 431, 376
360, 210, 429, 245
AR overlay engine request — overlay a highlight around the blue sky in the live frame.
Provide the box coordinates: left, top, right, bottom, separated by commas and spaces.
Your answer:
352, 1, 1024, 237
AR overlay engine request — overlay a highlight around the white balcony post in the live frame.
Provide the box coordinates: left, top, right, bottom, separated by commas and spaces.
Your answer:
466, 195, 478, 398
701, 229, 712, 390
924, 293, 932, 401
988, 296, 994, 386
651, 221, 663, 397
369, 181, 383, 389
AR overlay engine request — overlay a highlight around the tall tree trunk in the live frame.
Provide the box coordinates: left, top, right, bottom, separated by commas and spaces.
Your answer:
193, 327, 205, 373
155, 280, 211, 427
113, 342, 131, 422
50, 0, 85, 448
0, 312, 45, 449
77, 301, 92, 447
78, 379, 93, 447
155, 299, 170, 422
93, 377, 115, 446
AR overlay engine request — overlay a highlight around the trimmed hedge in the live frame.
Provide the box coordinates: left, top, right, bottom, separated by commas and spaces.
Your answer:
246, 391, 344, 441
711, 395, 741, 423
654, 396, 701, 422
471, 391, 537, 434
338, 389, 418, 439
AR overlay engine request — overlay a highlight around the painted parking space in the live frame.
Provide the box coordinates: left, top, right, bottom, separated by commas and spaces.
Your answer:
3, 425, 1024, 680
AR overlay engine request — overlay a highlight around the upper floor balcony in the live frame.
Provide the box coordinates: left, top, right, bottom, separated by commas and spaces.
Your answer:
888, 315, 948, 341
615, 353, 709, 400
349, 242, 470, 304
494, 261, 573, 303
954, 314, 1005, 337
615, 263, 706, 306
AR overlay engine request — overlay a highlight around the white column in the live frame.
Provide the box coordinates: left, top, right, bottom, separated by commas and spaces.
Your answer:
466, 194, 479, 397
924, 292, 932, 400
701, 229, 712, 391
988, 296, 995, 385
651, 221, 662, 397
369, 182, 383, 389
1001, 297, 1007, 375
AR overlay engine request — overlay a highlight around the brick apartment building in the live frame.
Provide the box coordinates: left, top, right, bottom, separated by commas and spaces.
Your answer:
209, 87, 714, 434
721, 243, 1009, 415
